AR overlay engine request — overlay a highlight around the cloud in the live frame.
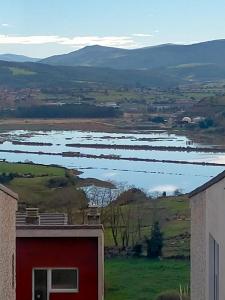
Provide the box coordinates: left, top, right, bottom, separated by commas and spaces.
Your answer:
132, 33, 153, 37
1, 23, 10, 27
0, 34, 136, 48
148, 184, 178, 193
174, 40, 201, 45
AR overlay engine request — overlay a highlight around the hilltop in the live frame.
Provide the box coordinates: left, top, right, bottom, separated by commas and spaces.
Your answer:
40, 39, 225, 70
0, 53, 39, 63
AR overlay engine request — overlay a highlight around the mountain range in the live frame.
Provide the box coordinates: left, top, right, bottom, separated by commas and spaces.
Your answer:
40, 39, 225, 70
0, 39, 225, 89
0, 54, 39, 63
1, 39, 225, 70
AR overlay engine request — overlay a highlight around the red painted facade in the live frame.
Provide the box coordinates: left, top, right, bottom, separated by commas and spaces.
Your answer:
16, 237, 98, 300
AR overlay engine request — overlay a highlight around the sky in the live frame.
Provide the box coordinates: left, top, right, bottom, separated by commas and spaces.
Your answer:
0, 0, 225, 58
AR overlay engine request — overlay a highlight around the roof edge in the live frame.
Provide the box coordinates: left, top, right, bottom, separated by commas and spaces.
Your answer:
0, 184, 18, 200
16, 225, 103, 230
189, 169, 225, 198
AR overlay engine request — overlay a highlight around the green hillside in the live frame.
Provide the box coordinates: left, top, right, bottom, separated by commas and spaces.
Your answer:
1, 59, 225, 90
41, 39, 225, 70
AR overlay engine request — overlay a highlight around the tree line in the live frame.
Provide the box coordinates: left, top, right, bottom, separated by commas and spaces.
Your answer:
0, 104, 121, 118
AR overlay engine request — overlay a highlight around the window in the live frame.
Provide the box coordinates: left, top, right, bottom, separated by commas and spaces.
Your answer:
33, 268, 78, 299
51, 269, 78, 291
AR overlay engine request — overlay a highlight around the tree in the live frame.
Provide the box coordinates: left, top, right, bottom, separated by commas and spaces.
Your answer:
146, 221, 163, 258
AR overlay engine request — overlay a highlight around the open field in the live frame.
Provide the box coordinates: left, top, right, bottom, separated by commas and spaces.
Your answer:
0, 161, 65, 176
0, 161, 86, 213
0, 118, 119, 131
105, 258, 190, 300
0, 119, 119, 131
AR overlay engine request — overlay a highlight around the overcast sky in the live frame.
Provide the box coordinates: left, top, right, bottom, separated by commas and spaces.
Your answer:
1, 0, 225, 58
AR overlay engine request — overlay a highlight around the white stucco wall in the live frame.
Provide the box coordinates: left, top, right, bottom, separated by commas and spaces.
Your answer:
0, 185, 18, 300
191, 176, 225, 300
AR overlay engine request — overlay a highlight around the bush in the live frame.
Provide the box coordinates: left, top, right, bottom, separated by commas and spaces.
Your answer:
0, 172, 16, 183
133, 243, 143, 257
199, 117, 214, 129
155, 291, 180, 300
151, 116, 165, 123
46, 177, 69, 188
146, 221, 163, 258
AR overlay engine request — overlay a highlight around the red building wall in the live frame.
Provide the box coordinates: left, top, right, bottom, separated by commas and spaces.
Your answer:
16, 237, 98, 300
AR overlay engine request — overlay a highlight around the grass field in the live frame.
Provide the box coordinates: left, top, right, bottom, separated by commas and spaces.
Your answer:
0, 161, 64, 176
105, 258, 190, 300
9, 67, 36, 76
0, 161, 86, 215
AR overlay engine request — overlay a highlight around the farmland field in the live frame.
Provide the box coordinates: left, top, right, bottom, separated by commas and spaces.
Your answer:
105, 258, 190, 300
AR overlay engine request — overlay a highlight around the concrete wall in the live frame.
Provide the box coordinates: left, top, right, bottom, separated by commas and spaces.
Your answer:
191, 177, 225, 300
0, 185, 18, 300
191, 191, 207, 300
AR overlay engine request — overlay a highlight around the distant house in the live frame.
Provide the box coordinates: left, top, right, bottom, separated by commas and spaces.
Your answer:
190, 170, 225, 300
0, 184, 18, 300
182, 116, 192, 124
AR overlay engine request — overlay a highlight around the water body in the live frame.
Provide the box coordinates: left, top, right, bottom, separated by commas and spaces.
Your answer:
0, 130, 224, 194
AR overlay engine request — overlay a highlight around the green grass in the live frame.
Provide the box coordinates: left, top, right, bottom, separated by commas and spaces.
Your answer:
9, 67, 36, 76
8, 176, 84, 212
163, 220, 190, 239
0, 161, 64, 176
105, 258, 190, 300
0, 162, 86, 215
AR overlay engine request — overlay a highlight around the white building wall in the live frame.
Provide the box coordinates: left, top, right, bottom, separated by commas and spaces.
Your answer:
205, 178, 225, 300
0, 186, 18, 300
191, 191, 207, 300
191, 176, 225, 300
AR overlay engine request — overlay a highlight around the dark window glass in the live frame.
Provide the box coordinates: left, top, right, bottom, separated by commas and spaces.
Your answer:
34, 270, 48, 300
51, 269, 78, 290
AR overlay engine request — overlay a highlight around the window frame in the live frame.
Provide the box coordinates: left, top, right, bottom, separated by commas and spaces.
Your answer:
32, 267, 79, 300
49, 268, 79, 293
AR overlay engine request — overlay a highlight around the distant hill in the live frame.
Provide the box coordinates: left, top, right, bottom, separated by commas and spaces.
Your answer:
40, 45, 127, 67
0, 59, 225, 89
0, 54, 39, 63
40, 40, 225, 70
0, 60, 181, 89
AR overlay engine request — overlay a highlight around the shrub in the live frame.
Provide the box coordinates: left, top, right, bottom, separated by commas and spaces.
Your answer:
0, 172, 16, 184
146, 221, 163, 258
151, 116, 165, 123
155, 291, 180, 300
133, 243, 143, 257
46, 177, 69, 188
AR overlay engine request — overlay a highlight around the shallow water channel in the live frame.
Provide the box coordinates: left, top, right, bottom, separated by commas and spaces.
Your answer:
0, 129, 224, 194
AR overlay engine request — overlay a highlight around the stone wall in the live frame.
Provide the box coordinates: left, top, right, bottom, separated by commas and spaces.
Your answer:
0, 185, 17, 300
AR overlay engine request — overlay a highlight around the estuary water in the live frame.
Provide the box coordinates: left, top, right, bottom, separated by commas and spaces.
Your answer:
0, 129, 224, 194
